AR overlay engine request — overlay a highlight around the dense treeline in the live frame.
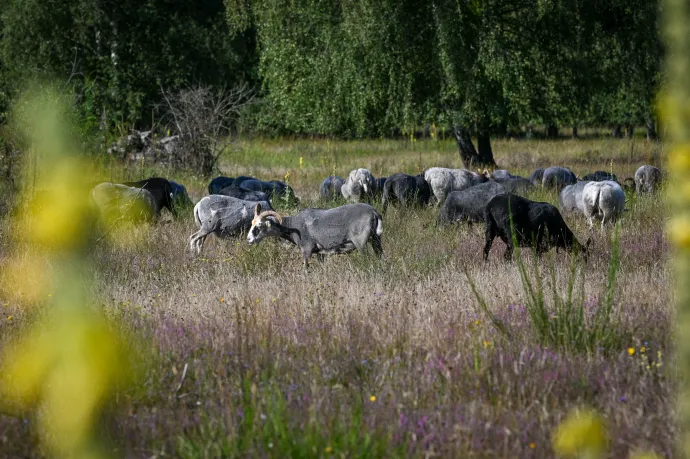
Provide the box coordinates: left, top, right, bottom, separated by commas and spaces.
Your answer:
0, 0, 661, 164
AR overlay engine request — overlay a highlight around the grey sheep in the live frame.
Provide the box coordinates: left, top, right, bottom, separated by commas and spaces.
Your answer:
423, 167, 488, 204
189, 195, 273, 254
634, 165, 663, 193
529, 168, 545, 186
542, 166, 577, 190
247, 203, 383, 266
558, 181, 590, 214
341, 168, 377, 202
320, 175, 345, 201
381, 173, 431, 211
582, 180, 626, 231
438, 181, 506, 226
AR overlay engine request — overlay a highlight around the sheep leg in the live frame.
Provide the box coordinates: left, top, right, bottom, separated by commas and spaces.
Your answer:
600, 209, 607, 234
503, 242, 514, 261
371, 234, 383, 257
483, 226, 496, 261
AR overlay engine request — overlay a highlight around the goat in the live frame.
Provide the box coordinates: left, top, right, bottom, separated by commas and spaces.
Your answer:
247, 203, 383, 265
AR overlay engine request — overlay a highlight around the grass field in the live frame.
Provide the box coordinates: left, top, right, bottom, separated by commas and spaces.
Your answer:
0, 136, 673, 457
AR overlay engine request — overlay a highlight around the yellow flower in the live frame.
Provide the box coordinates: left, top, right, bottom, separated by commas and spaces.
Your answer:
482, 340, 493, 349
299, 156, 304, 168
552, 407, 607, 458
369, 395, 376, 402
7, 316, 13, 322
325, 446, 333, 454
219, 298, 225, 303
255, 299, 260, 303
529, 442, 536, 449
640, 346, 646, 353
627, 347, 635, 356
474, 320, 480, 326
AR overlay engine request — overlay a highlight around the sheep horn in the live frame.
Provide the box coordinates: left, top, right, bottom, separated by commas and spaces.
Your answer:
258, 210, 283, 224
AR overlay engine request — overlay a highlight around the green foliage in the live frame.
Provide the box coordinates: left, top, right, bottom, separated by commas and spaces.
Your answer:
0, 0, 258, 132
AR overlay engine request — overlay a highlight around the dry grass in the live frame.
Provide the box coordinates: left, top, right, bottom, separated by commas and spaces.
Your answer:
0, 137, 674, 458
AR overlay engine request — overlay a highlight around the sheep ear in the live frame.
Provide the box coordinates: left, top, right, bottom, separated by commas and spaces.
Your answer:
254, 203, 261, 216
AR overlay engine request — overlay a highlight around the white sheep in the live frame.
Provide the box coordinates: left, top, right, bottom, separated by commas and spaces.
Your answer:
581, 180, 625, 231
423, 167, 487, 204
341, 168, 377, 202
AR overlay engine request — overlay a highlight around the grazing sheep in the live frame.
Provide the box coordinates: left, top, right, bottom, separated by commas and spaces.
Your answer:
542, 166, 577, 190
122, 177, 177, 217
529, 168, 545, 186
208, 176, 235, 195
381, 173, 431, 211
341, 168, 377, 202
170, 180, 193, 210
485, 169, 515, 180
423, 167, 488, 204
320, 175, 345, 201
634, 165, 663, 193
582, 171, 618, 182
558, 181, 590, 214
189, 195, 273, 254
240, 179, 298, 203
91, 183, 158, 223
218, 185, 271, 203
247, 203, 383, 266
582, 181, 626, 231
438, 181, 506, 226
483, 194, 589, 261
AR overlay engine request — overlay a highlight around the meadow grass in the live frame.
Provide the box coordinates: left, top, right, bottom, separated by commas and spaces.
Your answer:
0, 136, 673, 458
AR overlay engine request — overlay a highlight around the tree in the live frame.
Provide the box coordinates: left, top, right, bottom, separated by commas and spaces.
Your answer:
0, 0, 258, 131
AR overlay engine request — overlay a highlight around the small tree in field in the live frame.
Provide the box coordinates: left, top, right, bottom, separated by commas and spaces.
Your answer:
161, 84, 255, 176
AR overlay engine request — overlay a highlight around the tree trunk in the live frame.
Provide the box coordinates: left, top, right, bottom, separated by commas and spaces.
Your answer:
611, 125, 623, 138
626, 125, 635, 138
647, 117, 659, 141
546, 124, 558, 138
453, 125, 496, 168
572, 125, 578, 138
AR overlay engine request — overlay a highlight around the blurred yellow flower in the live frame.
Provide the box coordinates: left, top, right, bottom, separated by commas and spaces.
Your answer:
7, 315, 13, 321
640, 346, 646, 353
299, 156, 304, 168
529, 442, 536, 449
369, 395, 376, 402
627, 347, 635, 356
255, 299, 260, 303
474, 320, 480, 325
552, 407, 607, 458
2, 313, 130, 456
220, 297, 225, 303
325, 446, 333, 454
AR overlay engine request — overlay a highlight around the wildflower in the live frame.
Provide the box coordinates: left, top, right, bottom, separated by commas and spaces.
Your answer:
482, 340, 493, 349
325, 446, 333, 454
255, 299, 260, 303
474, 320, 480, 326
627, 347, 635, 356
219, 297, 225, 303
7, 316, 13, 322
272, 298, 276, 302
299, 156, 304, 168
640, 346, 646, 353
552, 407, 607, 458
529, 442, 536, 449
370, 395, 376, 402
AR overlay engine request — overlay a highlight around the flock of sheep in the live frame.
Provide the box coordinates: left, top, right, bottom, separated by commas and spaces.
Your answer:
88, 163, 663, 265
